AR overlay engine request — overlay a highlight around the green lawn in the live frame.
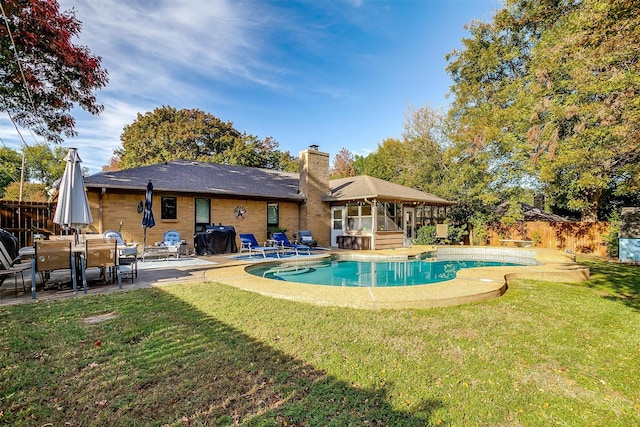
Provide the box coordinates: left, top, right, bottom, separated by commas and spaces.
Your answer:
1, 256, 639, 426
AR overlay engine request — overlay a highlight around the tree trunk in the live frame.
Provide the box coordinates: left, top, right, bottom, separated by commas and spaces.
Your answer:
581, 190, 602, 222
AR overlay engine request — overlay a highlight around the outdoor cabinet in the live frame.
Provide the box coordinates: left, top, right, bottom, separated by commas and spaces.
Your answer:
337, 235, 371, 250
619, 207, 640, 263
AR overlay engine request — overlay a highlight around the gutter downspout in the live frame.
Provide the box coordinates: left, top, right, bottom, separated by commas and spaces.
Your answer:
98, 188, 105, 234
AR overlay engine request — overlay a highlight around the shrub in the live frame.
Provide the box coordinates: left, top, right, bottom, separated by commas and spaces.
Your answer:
414, 225, 437, 245
605, 210, 620, 258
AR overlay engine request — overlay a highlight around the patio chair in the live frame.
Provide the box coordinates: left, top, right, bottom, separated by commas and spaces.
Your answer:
239, 233, 279, 259
272, 232, 311, 255
103, 229, 138, 281
82, 239, 122, 293
32, 240, 77, 297
161, 230, 188, 258
0, 230, 30, 297
298, 230, 318, 247
103, 229, 139, 257
435, 224, 448, 244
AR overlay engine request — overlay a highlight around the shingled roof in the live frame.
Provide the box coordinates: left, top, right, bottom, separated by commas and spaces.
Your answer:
85, 160, 458, 205
494, 201, 574, 222
325, 175, 456, 205
84, 160, 304, 201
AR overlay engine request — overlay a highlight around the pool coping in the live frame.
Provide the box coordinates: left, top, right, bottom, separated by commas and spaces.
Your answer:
202, 246, 590, 310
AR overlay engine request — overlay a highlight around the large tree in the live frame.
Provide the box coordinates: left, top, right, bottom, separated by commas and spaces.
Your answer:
527, 0, 640, 220
353, 104, 449, 197
0, 146, 23, 197
0, 0, 108, 143
446, 0, 640, 221
0, 143, 74, 200
399, 104, 447, 194
330, 148, 356, 179
23, 142, 68, 187
353, 137, 404, 182
115, 106, 297, 171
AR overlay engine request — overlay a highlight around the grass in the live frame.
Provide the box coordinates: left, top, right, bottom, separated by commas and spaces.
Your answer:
1, 256, 639, 426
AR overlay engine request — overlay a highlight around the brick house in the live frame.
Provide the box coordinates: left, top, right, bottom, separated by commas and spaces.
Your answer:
83, 146, 456, 250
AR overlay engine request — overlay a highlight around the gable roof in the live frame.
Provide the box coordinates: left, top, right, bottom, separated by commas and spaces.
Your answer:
325, 175, 456, 205
84, 160, 304, 201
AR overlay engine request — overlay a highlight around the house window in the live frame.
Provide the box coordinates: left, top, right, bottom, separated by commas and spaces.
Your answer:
267, 202, 279, 233
195, 198, 210, 231
161, 196, 177, 220
346, 203, 372, 232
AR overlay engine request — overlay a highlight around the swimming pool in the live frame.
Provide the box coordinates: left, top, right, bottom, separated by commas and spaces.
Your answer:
208, 247, 588, 309
247, 258, 526, 287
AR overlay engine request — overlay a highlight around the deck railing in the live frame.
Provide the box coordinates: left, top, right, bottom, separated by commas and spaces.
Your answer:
0, 200, 60, 248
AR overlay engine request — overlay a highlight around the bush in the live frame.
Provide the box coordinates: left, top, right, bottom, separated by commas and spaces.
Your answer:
414, 224, 468, 245
605, 210, 620, 258
414, 225, 437, 245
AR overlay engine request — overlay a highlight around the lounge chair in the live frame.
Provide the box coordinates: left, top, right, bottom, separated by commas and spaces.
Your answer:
298, 230, 317, 247
272, 232, 311, 255
239, 233, 279, 259
0, 229, 30, 297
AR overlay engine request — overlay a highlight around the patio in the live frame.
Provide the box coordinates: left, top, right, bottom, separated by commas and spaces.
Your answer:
0, 254, 223, 305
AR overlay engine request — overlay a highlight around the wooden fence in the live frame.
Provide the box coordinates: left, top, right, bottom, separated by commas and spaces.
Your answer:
0, 200, 60, 248
484, 221, 611, 257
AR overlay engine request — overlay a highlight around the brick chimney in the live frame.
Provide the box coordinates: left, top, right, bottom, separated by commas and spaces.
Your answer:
299, 145, 330, 246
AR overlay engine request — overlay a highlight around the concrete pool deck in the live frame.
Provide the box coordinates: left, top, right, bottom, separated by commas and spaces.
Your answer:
203, 246, 590, 309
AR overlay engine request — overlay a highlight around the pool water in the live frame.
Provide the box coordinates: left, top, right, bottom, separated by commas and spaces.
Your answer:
248, 259, 523, 287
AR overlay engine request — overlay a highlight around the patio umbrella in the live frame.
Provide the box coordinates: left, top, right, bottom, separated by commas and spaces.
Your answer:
142, 179, 155, 248
53, 148, 93, 244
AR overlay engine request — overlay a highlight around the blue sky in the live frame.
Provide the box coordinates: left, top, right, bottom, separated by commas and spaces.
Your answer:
1, 0, 500, 175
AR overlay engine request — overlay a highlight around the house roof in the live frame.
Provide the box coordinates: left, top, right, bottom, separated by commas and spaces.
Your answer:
84, 160, 457, 206
325, 175, 457, 205
494, 201, 574, 222
84, 160, 304, 201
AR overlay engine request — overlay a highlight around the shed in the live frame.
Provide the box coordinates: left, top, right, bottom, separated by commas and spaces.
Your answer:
619, 207, 640, 262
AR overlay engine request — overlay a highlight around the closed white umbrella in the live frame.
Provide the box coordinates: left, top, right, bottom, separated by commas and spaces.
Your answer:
53, 148, 93, 242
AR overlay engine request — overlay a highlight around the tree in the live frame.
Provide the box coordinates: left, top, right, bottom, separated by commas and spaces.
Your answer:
527, 0, 640, 221
2, 181, 47, 201
115, 106, 297, 171
0, 146, 23, 197
445, 0, 563, 207
102, 156, 121, 172
330, 148, 356, 179
446, 0, 640, 221
353, 138, 404, 182
0, 0, 108, 143
23, 143, 67, 188
352, 104, 449, 198
400, 104, 447, 194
